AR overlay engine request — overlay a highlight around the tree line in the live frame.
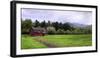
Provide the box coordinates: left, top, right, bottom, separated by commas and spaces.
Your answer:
22, 19, 92, 34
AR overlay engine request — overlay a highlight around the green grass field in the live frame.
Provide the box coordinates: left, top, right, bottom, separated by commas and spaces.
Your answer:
21, 34, 92, 49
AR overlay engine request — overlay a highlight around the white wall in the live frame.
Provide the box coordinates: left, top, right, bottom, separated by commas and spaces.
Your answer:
0, 0, 99, 58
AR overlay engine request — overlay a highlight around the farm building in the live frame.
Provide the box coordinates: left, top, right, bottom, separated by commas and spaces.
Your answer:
30, 27, 47, 36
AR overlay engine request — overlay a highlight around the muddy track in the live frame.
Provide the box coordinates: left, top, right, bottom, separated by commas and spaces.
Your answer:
34, 38, 59, 48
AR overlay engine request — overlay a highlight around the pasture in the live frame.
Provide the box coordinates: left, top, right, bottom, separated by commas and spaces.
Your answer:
21, 34, 92, 49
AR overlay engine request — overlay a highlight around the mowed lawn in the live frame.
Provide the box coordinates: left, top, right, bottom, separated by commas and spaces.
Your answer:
21, 34, 92, 49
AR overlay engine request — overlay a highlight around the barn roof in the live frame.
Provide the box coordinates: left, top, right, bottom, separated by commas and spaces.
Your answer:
31, 27, 46, 32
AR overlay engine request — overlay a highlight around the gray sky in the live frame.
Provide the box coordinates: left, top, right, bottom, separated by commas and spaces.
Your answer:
21, 8, 92, 25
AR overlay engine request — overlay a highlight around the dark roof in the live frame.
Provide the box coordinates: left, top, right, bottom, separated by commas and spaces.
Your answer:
31, 27, 46, 32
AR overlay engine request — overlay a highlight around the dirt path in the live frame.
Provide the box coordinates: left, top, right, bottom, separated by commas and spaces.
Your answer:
33, 38, 59, 48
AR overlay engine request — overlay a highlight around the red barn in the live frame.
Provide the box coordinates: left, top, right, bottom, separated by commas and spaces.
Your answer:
30, 27, 46, 36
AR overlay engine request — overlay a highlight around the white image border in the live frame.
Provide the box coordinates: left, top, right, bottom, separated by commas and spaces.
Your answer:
16, 3, 96, 55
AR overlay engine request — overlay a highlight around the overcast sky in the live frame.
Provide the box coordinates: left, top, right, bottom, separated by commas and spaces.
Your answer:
21, 8, 92, 25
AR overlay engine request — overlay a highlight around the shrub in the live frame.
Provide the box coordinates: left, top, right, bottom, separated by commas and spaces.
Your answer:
47, 27, 56, 34
57, 29, 65, 34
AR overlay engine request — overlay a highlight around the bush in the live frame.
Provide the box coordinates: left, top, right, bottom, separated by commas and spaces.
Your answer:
47, 27, 56, 34
57, 29, 65, 34
64, 30, 72, 34
22, 29, 30, 34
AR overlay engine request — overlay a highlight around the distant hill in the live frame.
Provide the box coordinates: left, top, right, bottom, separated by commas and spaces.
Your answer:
69, 23, 92, 28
